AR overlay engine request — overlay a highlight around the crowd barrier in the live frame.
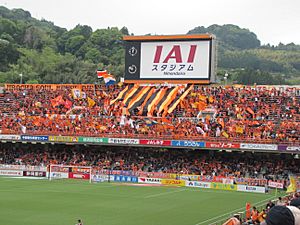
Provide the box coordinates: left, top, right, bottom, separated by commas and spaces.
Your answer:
1, 134, 300, 153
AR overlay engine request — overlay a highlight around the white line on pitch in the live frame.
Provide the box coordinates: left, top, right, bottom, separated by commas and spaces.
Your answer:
144, 188, 186, 198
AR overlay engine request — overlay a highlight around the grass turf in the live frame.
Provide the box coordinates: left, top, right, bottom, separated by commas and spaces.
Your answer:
0, 177, 277, 225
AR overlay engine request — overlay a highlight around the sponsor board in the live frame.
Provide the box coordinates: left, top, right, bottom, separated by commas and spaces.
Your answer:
0, 135, 20, 140
179, 175, 200, 181
68, 173, 90, 180
185, 181, 211, 189
21, 135, 48, 142
171, 140, 205, 148
138, 177, 162, 184
237, 185, 266, 194
114, 175, 138, 183
49, 136, 78, 143
49, 172, 69, 179
161, 179, 185, 186
268, 181, 284, 189
91, 174, 114, 182
140, 139, 171, 146
78, 137, 108, 143
0, 170, 23, 176
23, 171, 46, 177
211, 182, 237, 191
206, 142, 240, 149
240, 143, 277, 151
278, 145, 300, 152
108, 138, 139, 145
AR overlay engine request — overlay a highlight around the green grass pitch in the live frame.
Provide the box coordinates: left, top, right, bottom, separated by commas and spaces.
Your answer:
0, 177, 278, 225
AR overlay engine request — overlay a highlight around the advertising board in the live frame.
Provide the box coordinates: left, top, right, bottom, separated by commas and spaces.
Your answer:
211, 182, 237, 191
268, 181, 284, 189
161, 179, 185, 186
0, 135, 20, 140
185, 181, 211, 189
138, 177, 162, 184
114, 175, 138, 183
237, 185, 266, 194
49, 136, 78, 143
140, 139, 171, 146
78, 137, 108, 143
124, 35, 215, 84
171, 140, 205, 148
206, 142, 240, 149
108, 138, 139, 145
0, 170, 23, 176
240, 143, 277, 151
21, 135, 48, 142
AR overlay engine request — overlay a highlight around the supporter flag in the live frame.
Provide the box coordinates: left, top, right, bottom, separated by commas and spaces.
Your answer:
222, 131, 229, 138
87, 97, 96, 108
64, 99, 73, 109
286, 176, 297, 193
51, 95, 64, 107
71, 89, 82, 99
103, 74, 116, 86
235, 126, 244, 134
21, 125, 26, 134
97, 70, 108, 78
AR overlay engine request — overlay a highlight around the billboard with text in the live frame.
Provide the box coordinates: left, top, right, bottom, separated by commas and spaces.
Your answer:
124, 35, 216, 84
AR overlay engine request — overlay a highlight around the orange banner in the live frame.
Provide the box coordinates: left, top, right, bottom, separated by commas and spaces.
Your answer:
161, 179, 185, 186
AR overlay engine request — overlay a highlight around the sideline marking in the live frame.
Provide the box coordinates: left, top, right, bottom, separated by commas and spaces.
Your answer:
144, 188, 186, 198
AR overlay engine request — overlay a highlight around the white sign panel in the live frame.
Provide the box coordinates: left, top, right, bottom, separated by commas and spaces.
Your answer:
0, 170, 23, 176
268, 181, 284, 189
108, 138, 139, 145
140, 41, 210, 79
240, 143, 277, 151
0, 135, 21, 140
138, 177, 162, 184
237, 185, 266, 193
185, 181, 211, 189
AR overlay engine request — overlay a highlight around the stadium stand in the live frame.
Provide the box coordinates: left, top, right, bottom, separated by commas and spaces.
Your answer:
0, 84, 299, 144
0, 143, 298, 186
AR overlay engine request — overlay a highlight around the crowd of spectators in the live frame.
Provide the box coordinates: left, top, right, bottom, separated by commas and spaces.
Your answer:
0, 143, 298, 182
222, 193, 300, 225
0, 84, 299, 144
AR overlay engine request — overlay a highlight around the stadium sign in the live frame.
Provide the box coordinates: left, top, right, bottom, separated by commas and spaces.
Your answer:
138, 177, 162, 184
185, 181, 211, 189
124, 35, 216, 84
78, 137, 108, 143
240, 143, 277, 151
140, 139, 171, 146
211, 183, 237, 191
161, 179, 185, 186
171, 140, 205, 148
49, 136, 78, 143
108, 138, 139, 145
0, 170, 23, 176
21, 135, 48, 142
278, 145, 300, 152
268, 181, 284, 189
205, 142, 240, 149
0, 134, 20, 140
237, 185, 266, 194
114, 175, 138, 183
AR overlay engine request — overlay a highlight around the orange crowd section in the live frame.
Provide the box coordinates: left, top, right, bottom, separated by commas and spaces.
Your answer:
0, 84, 299, 144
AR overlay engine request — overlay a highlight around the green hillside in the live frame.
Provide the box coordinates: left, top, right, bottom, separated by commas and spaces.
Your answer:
1, 6, 299, 84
